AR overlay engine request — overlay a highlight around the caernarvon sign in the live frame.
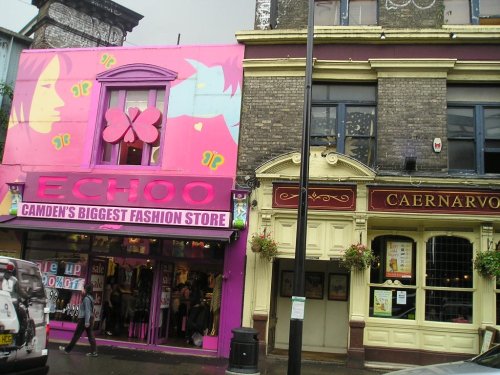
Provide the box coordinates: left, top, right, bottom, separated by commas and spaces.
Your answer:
18, 202, 230, 228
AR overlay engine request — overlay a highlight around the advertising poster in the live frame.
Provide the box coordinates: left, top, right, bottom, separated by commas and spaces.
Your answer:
385, 241, 413, 278
374, 289, 392, 317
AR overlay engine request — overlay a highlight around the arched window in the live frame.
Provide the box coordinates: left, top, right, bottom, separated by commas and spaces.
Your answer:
425, 236, 473, 323
93, 64, 177, 167
369, 235, 416, 320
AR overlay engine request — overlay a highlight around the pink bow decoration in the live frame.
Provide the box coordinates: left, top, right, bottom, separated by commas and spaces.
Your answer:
103, 107, 162, 144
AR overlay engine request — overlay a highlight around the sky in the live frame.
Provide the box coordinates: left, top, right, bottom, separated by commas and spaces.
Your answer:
1, 0, 256, 46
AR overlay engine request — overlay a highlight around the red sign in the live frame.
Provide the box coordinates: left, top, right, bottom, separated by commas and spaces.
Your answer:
369, 187, 500, 215
273, 184, 356, 210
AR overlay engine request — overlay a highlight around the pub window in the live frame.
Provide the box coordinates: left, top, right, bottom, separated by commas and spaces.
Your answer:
94, 64, 177, 167
447, 86, 500, 174
311, 83, 377, 167
425, 236, 473, 323
369, 236, 417, 320
314, 0, 377, 26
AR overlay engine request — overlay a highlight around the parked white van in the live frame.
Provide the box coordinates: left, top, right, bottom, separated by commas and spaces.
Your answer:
0, 257, 49, 375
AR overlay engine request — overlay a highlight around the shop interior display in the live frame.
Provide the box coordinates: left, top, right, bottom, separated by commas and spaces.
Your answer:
26, 232, 225, 349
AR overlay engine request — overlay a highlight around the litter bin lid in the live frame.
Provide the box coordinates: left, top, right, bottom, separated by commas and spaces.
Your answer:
231, 327, 259, 342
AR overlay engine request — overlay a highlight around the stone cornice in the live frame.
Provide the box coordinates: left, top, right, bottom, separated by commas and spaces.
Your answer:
236, 26, 500, 45
243, 58, 500, 81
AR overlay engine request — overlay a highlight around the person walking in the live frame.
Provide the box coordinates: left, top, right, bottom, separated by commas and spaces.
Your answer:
59, 284, 98, 357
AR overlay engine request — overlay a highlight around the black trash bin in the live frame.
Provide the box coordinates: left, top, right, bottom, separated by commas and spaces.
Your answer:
227, 327, 259, 374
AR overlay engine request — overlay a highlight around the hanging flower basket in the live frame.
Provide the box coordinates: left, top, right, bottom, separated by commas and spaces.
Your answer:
250, 231, 278, 262
473, 250, 500, 279
340, 243, 376, 271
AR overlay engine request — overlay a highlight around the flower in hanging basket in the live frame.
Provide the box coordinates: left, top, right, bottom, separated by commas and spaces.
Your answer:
473, 250, 500, 279
340, 243, 376, 271
250, 231, 278, 262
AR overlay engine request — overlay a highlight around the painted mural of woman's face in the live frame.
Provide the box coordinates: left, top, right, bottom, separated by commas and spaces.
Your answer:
29, 56, 64, 134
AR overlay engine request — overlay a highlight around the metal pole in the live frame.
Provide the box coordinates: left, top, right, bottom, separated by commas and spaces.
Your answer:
287, 0, 314, 374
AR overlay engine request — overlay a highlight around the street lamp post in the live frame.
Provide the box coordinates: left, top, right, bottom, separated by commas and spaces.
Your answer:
287, 0, 314, 374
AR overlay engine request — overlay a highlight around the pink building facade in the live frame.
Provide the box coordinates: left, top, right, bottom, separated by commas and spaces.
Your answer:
0, 45, 247, 358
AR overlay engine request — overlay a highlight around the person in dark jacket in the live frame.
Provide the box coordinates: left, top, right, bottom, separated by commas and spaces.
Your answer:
59, 284, 98, 357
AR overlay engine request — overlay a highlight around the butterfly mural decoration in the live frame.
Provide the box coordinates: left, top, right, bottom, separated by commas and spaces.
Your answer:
100, 53, 116, 69
71, 80, 92, 97
52, 133, 71, 150
102, 107, 162, 144
201, 151, 225, 170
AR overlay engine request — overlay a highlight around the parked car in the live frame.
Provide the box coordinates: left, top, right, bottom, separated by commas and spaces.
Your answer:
385, 344, 500, 374
0, 256, 49, 375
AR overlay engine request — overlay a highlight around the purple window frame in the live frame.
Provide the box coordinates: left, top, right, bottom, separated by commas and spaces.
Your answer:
92, 63, 177, 168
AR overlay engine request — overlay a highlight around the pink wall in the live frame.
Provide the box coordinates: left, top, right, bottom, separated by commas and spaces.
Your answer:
2, 45, 244, 208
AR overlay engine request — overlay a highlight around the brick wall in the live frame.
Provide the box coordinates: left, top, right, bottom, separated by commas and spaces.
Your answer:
237, 76, 305, 179
276, 0, 308, 29
379, 0, 444, 28
376, 77, 448, 172
269, 0, 445, 29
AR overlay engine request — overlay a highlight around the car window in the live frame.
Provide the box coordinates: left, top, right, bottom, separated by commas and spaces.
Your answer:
474, 345, 500, 368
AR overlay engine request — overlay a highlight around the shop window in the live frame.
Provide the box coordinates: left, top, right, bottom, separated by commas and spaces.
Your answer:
26, 232, 90, 253
444, 0, 500, 25
447, 86, 500, 174
315, 0, 377, 26
425, 236, 473, 323
25, 233, 89, 323
157, 240, 225, 260
312, 84, 377, 167
94, 64, 177, 167
369, 236, 417, 320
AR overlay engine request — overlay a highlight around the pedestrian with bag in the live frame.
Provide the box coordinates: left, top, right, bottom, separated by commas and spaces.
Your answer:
59, 283, 98, 357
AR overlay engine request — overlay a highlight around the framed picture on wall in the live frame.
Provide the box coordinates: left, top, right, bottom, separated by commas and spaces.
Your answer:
280, 271, 294, 298
305, 272, 324, 300
328, 273, 349, 301
385, 240, 413, 279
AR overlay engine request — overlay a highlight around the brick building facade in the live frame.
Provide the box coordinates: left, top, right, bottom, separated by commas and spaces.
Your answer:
238, 0, 500, 368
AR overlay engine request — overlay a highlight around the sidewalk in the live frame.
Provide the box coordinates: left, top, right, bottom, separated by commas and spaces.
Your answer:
48, 342, 389, 375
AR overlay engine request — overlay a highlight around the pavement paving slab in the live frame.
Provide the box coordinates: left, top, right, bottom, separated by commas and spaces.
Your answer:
47, 343, 387, 375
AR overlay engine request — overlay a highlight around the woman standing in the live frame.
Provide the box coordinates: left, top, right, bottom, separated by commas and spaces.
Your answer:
59, 284, 97, 357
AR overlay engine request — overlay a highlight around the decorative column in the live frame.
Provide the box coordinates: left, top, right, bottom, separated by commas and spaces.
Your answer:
478, 223, 496, 326
348, 268, 368, 368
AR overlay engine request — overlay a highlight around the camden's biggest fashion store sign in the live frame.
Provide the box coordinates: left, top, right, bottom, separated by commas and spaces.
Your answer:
369, 187, 500, 215
18, 172, 232, 228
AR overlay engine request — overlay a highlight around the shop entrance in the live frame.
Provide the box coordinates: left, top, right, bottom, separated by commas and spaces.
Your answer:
97, 256, 155, 344
94, 239, 225, 351
157, 259, 224, 350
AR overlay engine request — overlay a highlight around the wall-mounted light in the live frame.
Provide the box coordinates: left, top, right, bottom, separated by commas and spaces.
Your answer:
243, 174, 260, 190
449, 32, 457, 39
380, 32, 386, 40
404, 156, 417, 172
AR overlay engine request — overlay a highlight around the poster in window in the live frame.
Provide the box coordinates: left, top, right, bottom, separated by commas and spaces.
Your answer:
374, 289, 392, 317
385, 241, 412, 279
305, 272, 324, 300
328, 273, 348, 301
